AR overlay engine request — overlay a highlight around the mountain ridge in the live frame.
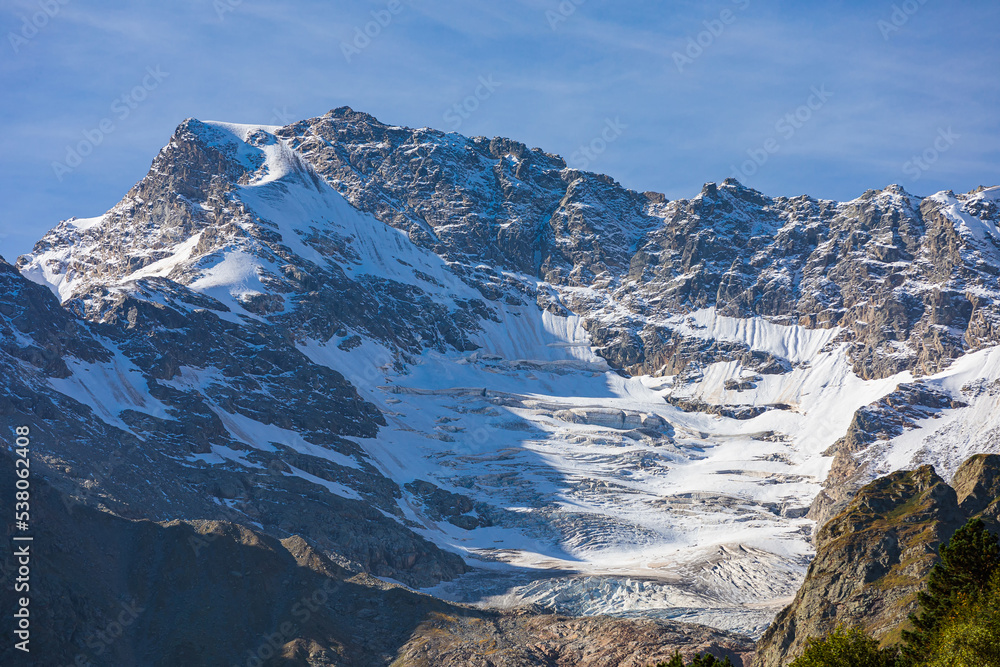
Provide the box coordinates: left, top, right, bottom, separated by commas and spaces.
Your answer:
5, 107, 1000, 638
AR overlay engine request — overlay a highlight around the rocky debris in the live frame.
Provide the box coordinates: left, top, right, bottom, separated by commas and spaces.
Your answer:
393, 609, 754, 667
588, 323, 796, 379
810, 382, 968, 527
961, 377, 1000, 397
658, 492, 809, 520
552, 407, 666, 430
752, 432, 791, 443
725, 375, 762, 391
753, 455, 1000, 667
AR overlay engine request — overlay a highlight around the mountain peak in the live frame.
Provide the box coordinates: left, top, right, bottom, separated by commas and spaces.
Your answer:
323, 105, 384, 125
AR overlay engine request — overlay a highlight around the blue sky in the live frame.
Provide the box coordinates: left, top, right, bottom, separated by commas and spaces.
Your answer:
2, 0, 998, 259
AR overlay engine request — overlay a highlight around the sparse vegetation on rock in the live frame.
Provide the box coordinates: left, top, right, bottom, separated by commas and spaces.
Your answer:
756, 461, 1000, 667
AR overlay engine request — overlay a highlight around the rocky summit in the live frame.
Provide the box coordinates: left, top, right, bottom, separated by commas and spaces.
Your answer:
4, 108, 1000, 660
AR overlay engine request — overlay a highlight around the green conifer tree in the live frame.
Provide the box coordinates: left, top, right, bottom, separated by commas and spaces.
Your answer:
901, 518, 1000, 662
688, 654, 733, 667
789, 627, 897, 667
651, 653, 685, 667
650, 652, 733, 667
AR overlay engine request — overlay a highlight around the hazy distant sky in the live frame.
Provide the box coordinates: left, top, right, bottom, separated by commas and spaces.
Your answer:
2, 0, 999, 258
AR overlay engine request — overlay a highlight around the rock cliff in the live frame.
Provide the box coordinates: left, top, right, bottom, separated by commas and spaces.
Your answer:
754, 454, 1000, 666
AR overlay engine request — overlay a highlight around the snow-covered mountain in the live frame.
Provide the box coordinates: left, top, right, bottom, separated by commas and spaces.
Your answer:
8, 108, 1000, 637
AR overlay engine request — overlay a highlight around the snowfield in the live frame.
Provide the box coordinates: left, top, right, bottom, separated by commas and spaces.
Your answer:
297, 310, 919, 635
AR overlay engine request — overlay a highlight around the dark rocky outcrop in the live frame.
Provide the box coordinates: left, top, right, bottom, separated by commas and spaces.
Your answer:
404, 479, 491, 530
952, 453, 1000, 524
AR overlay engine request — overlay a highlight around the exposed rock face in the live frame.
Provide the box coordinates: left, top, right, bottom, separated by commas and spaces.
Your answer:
952, 453, 1000, 522
0, 446, 458, 666
0, 255, 467, 587
0, 260, 110, 376
404, 479, 492, 530
0, 452, 753, 666
810, 382, 969, 528
271, 111, 1000, 380
754, 455, 1000, 667
393, 611, 753, 667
